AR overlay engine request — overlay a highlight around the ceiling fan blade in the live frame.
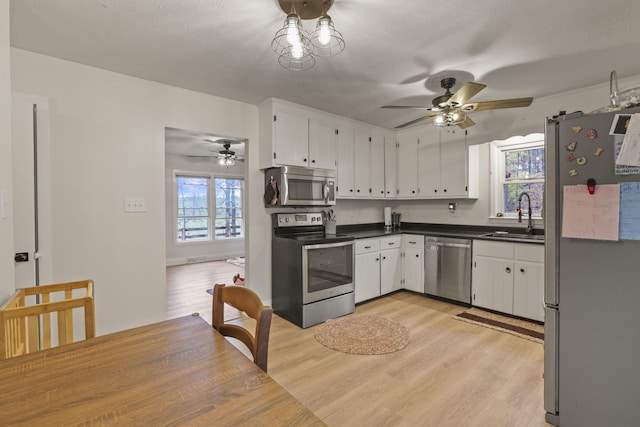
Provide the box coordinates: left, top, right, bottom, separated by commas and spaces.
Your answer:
457, 116, 476, 129
463, 97, 533, 112
447, 82, 486, 107
394, 112, 439, 129
382, 105, 433, 110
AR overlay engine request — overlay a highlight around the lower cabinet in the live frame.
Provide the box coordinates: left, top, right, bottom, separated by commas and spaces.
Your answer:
402, 235, 424, 293
354, 236, 402, 303
472, 240, 544, 321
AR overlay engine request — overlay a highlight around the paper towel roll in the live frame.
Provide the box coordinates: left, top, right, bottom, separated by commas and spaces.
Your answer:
384, 207, 392, 227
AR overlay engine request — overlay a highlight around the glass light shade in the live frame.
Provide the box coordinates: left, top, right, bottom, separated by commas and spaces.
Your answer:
272, 13, 314, 70
218, 156, 235, 166
434, 110, 466, 126
310, 15, 345, 57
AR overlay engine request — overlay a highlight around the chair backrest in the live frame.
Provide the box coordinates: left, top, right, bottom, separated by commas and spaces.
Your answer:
0, 280, 95, 360
212, 283, 272, 372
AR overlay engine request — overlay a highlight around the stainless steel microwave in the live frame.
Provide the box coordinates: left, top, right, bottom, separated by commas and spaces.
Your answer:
264, 166, 336, 207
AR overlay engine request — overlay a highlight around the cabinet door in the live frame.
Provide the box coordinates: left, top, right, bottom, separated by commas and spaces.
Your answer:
403, 248, 424, 293
397, 134, 418, 198
274, 107, 309, 167
336, 124, 355, 197
380, 247, 401, 294
439, 135, 468, 197
354, 129, 371, 197
308, 116, 337, 170
417, 129, 440, 198
370, 133, 386, 198
384, 136, 397, 198
472, 256, 514, 314
355, 251, 381, 303
513, 261, 544, 321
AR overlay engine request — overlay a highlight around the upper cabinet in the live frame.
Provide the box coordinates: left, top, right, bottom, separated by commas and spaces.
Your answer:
414, 127, 479, 199
259, 99, 336, 170
396, 134, 419, 198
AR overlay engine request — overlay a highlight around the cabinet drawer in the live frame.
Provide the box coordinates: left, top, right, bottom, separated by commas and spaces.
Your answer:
473, 240, 514, 259
355, 238, 380, 254
402, 234, 424, 247
379, 236, 402, 249
515, 243, 544, 263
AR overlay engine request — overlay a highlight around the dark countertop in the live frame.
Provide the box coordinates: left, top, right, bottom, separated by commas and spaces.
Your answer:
337, 222, 544, 244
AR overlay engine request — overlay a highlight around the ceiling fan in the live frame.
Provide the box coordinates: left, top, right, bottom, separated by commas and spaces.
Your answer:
382, 77, 533, 129
210, 139, 244, 166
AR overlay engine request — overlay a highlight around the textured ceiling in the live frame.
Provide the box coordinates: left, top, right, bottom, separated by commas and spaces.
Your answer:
10, 0, 640, 132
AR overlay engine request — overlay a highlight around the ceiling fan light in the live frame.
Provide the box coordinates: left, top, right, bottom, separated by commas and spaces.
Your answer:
434, 114, 445, 125
218, 156, 235, 167
272, 14, 312, 57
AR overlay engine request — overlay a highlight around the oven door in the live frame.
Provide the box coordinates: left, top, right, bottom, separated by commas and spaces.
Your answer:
302, 240, 354, 304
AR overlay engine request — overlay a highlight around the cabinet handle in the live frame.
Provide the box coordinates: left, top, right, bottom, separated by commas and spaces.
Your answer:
520, 268, 525, 273
412, 190, 415, 193
311, 159, 316, 163
303, 158, 307, 162
382, 256, 386, 260
416, 254, 419, 258
376, 258, 379, 262
357, 189, 360, 193
409, 241, 416, 244
443, 189, 447, 192
350, 189, 353, 192
364, 245, 372, 249
381, 191, 384, 194
506, 267, 511, 273
434, 189, 438, 193
388, 242, 394, 246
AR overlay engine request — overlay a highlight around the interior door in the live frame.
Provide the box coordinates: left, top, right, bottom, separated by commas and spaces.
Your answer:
12, 93, 52, 287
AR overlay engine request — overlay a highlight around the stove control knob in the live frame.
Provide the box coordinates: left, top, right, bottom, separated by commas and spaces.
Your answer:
279, 218, 284, 223
285, 217, 290, 223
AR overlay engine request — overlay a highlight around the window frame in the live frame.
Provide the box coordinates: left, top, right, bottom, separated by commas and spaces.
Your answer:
213, 176, 245, 240
489, 133, 545, 220
173, 171, 245, 245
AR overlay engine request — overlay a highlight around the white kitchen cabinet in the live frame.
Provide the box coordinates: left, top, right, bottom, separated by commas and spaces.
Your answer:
353, 127, 371, 197
402, 235, 424, 293
258, 98, 336, 170
370, 131, 386, 198
354, 236, 402, 303
472, 240, 544, 321
336, 122, 355, 197
380, 237, 402, 294
416, 127, 478, 198
384, 135, 397, 198
397, 134, 419, 198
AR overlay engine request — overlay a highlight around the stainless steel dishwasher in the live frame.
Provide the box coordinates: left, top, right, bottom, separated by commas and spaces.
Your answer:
424, 236, 472, 304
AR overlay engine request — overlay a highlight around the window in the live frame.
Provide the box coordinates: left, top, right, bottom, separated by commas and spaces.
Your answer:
175, 174, 244, 243
176, 175, 210, 241
214, 178, 244, 239
491, 134, 544, 218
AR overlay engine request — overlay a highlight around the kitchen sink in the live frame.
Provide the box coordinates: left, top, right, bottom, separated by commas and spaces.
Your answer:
481, 232, 545, 241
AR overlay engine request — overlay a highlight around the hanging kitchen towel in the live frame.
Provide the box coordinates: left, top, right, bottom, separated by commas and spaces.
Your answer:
264, 175, 279, 207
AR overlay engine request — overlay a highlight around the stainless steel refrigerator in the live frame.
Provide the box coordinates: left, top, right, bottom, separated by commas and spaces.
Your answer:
544, 108, 640, 426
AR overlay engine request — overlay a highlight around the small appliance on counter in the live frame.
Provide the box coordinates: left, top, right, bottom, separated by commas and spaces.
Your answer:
392, 212, 401, 229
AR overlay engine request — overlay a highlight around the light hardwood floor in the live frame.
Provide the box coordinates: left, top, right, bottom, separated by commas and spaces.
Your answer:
166, 259, 244, 325
167, 263, 549, 427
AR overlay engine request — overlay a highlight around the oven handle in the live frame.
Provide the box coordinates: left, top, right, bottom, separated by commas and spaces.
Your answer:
302, 240, 354, 251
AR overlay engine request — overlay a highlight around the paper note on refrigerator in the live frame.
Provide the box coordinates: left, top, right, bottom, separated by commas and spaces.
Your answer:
615, 114, 640, 167
619, 182, 640, 240
562, 184, 620, 241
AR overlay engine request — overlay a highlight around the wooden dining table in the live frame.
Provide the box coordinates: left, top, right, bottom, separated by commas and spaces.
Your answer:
0, 314, 325, 426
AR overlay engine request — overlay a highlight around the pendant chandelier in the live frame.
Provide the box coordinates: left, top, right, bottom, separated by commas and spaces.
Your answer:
271, 0, 345, 71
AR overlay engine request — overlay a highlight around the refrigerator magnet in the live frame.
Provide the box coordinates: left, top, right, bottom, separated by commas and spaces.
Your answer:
576, 157, 588, 166
586, 128, 597, 139
566, 153, 576, 161
569, 169, 578, 176
594, 147, 604, 156
572, 126, 582, 133
566, 141, 577, 151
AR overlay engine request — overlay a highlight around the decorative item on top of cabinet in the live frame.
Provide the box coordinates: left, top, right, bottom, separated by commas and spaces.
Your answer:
259, 98, 337, 170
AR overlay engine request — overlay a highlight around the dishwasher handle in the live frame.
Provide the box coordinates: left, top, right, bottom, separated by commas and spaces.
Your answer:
425, 242, 471, 249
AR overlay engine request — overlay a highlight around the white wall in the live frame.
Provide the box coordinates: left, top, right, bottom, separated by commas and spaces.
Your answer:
10, 48, 266, 334
336, 73, 640, 229
0, 0, 14, 303
164, 153, 244, 265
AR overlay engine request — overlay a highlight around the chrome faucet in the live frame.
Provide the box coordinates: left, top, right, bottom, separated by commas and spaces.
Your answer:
518, 192, 534, 235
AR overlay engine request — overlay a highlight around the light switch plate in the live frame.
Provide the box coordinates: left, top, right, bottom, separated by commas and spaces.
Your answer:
124, 197, 146, 213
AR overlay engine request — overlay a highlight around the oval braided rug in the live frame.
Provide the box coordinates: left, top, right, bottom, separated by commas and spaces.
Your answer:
314, 314, 409, 355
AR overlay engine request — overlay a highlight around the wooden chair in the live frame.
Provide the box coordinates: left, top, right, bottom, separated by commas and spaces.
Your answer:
0, 280, 95, 360
212, 283, 272, 372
